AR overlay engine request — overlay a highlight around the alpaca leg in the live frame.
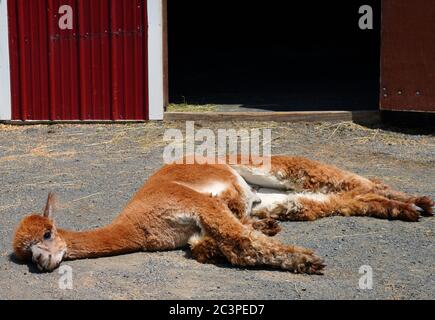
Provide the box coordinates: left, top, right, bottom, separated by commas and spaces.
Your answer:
250, 188, 423, 221
298, 191, 425, 222
232, 155, 375, 193
195, 198, 325, 274
234, 156, 432, 214
169, 182, 325, 274
253, 189, 425, 222
189, 218, 281, 265
189, 213, 323, 273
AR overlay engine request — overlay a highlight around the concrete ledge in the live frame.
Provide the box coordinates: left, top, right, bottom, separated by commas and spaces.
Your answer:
164, 110, 381, 123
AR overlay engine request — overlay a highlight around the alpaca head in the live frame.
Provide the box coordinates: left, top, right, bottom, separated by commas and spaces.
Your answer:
13, 193, 67, 272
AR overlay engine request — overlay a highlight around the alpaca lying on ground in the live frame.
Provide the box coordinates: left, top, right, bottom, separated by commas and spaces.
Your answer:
13, 156, 433, 274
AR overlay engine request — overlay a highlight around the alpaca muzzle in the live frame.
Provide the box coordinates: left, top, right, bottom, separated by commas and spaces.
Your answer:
31, 245, 66, 272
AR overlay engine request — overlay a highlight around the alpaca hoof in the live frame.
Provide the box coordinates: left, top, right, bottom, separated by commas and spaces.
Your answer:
285, 252, 326, 275
252, 218, 282, 236
299, 254, 326, 275
395, 204, 421, 222
411, 204, 424, 213
400, 198, 435, 221
414, 196, 434, 217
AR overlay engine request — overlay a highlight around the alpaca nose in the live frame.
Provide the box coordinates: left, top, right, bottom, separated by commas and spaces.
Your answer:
31, 244, 65, 272
32, 253, 47, 271
35, 257, 61, 272
32, 252, 60, 272
40, 262, 60, 272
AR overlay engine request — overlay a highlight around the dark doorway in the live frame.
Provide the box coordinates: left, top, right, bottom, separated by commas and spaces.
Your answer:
168, 1, 381, 111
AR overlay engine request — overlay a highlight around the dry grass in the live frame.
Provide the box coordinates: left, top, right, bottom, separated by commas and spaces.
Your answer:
315, 121, 435, 146
30, 145, 77, 158
0, 124, 35, 132
167, 103, 218, 113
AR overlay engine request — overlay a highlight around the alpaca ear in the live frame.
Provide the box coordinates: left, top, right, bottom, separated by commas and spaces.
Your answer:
43, 192, 56, 220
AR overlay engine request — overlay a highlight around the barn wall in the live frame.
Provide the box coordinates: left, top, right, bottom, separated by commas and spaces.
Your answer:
6, 0, 157, 121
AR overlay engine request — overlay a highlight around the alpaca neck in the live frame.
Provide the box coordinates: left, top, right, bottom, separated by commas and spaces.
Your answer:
59, 221, 143, 260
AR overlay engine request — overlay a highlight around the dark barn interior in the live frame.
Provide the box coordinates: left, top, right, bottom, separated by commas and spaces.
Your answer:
168, 1, 381, 111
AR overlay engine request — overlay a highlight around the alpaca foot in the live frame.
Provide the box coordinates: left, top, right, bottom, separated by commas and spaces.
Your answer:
283, 251, 326, 275
252, 218, 282, 236
412, 196, 434, 217
189, 235, 225, 264
262, 244, 325, 274
389, 201, 422, 222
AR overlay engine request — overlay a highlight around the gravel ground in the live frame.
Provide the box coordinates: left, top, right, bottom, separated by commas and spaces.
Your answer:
0, 120, 433, 300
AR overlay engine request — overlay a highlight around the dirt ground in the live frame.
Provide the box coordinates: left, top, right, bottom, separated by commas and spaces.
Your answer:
0, 120, 433, 300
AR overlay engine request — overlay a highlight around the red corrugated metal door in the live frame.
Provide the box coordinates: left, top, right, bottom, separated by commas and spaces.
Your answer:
8, 0, 148, 121
381, 0, 435, 112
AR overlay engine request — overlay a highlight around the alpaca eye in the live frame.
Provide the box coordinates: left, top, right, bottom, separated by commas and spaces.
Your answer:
43, 231, 52, 240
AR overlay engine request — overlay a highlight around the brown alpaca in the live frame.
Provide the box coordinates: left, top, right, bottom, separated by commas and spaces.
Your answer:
13, 156, 433, 274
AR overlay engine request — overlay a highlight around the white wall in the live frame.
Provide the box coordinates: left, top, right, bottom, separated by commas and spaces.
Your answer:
147, 0, 164, 121
0, 0, 12, 120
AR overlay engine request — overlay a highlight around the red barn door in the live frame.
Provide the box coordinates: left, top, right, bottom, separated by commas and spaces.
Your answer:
8, 0, 148, 121
381, 0, 435, 112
